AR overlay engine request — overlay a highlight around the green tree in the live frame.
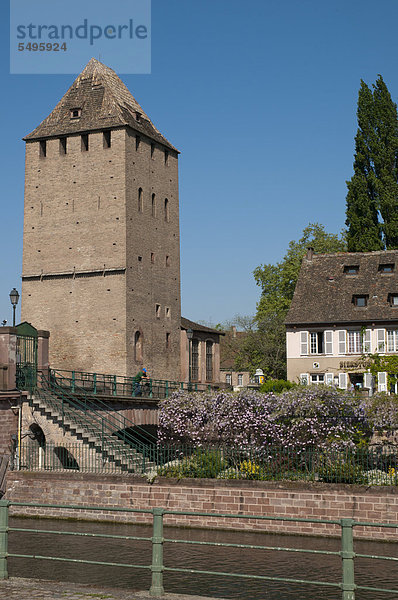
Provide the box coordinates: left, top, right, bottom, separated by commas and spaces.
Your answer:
346, 75, 398, 251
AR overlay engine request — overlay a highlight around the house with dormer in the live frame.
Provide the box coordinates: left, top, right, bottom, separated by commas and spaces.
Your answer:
285, 249, 398, 392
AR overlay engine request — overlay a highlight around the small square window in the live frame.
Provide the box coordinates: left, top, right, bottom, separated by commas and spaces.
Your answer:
379, 263, 394, 273
70, 108, 81, 119
344, 265, 359, 275
353, 295, 368, 307
389, 294, 398, 306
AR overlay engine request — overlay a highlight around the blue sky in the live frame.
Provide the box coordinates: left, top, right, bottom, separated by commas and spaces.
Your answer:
2, 0, 398, 326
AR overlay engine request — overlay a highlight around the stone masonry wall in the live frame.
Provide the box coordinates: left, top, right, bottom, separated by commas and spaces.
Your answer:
5, 472, 398, 541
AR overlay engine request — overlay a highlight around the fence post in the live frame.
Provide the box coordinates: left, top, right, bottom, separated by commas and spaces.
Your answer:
149, 508, 164, 597
71, 371, 75, 393
0, 501, 9, 579
341, 518, 355, 600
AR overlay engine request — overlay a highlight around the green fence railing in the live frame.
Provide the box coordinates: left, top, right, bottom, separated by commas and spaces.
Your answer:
50, 368, 222, 399
0, 500, 397, 599
17, 442, 398, 484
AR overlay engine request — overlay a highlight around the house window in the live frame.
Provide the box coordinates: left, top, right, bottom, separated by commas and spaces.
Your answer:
310, 374, 325, 385
192, 339, 199, 380
347, 331, 363, 354
59, 137, 67, 155
226, 374, 232, 385
389, 294, 398, 306
155, 304, 161, 319
138, 188, 143, 212
103, 131, 111, 149
387, 330, 398, 352
379, 263, 394, 273
164, 198, 169, 222
237, 374, 243, 386
70, 108, 81, 119
353, 295, 368, 307
310, 332, 324, 354
151, 194, 156, 217
206, 341, 213, 381
39, 140, 46, 158
81, 134, 89, 152
344, 265, 359, 275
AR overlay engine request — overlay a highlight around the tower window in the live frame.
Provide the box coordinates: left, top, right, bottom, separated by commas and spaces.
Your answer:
59, 137, 67, 155
166, 332, 170, 349
155, 304, 161, 318
164, 198, 169, 222
151, 143, 155, 158
166, 255, 170, 267
70, 108, 81, 119
379, 263, 394, 273
81, 134, 89, 152
39, 140, 46, 158
103, 131, 111, 149
151, 252, 155, 264
136, 135, 141, 151
165, 307, 170, 319
134, 331, 143, 362
138, 188, 143, 212
164, 150, 169, 165
151, 193, 156, 217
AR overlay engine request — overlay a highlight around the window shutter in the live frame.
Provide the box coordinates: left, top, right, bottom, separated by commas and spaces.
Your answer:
363, 329, 372, 353
377, 329, 386, 352
364, 372, 373, 390
338, 330, 346, 354
338, 372, 348, 389
325, 373, 333, 385
300, 373, 309, 385
377, 372, 388, 392
300, 331, 308, 355
324, 331, 333, 354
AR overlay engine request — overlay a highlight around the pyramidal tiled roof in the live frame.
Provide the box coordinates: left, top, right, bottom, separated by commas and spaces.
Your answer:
24, 58, 177, 151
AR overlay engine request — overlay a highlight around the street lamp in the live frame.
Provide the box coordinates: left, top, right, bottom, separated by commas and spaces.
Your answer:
9, 288, 20, 327
187, 328, 193, 390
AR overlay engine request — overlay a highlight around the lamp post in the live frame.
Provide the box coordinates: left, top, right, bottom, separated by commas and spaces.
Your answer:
187, 328, 193, 391
9, 288, 20, 328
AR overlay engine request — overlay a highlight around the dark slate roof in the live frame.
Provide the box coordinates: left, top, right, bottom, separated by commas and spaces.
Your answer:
24, 58, 178, 152
286, 250, 398, 326
181, 317, 224, 336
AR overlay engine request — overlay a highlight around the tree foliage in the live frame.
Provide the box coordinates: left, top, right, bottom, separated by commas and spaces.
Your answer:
346, 75, 398, 251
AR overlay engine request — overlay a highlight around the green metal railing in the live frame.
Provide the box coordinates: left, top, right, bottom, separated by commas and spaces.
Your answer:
33, 373, 158, 472
17, 442, 398, 484
0, 500, 397, 598
51, 368, 220, 399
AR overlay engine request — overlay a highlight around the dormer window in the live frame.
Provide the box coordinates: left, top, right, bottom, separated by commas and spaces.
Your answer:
344, 265, 359, 275
353, 294, 368, 307
70, 108, 81, 119
136, 112, 141, 122
379, 263, 394, 273
389, 294, 398, 306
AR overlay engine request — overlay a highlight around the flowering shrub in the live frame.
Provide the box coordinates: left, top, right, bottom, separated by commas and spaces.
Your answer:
158, 386, 370, 450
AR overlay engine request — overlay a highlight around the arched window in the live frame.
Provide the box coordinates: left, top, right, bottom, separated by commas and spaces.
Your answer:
152, 193, 156, 217
138, 188, 143, 213
164, 198, 169, 222
135, 330, 143, 362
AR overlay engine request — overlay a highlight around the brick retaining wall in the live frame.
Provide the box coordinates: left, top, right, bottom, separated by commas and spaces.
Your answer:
4, 471, 398, 541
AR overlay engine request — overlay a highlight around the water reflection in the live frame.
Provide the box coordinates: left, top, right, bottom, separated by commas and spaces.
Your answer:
8, 517, 398, 599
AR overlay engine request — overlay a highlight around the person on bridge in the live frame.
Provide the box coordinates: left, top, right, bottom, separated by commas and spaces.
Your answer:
133, 368, 149, 396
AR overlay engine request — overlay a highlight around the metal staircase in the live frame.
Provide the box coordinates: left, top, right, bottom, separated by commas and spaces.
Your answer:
29, 373, 158, 473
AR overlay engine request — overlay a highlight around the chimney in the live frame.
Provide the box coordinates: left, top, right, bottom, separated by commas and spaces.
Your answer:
306, 247, 314, 261
231, 326, 237, 338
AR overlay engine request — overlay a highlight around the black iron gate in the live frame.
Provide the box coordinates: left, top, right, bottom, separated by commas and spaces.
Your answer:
16, 322, 38, 389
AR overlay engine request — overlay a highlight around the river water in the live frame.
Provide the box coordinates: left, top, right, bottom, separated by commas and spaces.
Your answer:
8, 517, 398, 599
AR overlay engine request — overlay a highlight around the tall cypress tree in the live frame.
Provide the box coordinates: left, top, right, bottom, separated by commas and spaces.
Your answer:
346, 76, 398, 251
372, 75, 398, 249
346, 80, 383, 252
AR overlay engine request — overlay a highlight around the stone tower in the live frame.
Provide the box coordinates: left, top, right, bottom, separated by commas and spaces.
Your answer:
21, 58, 181, 380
